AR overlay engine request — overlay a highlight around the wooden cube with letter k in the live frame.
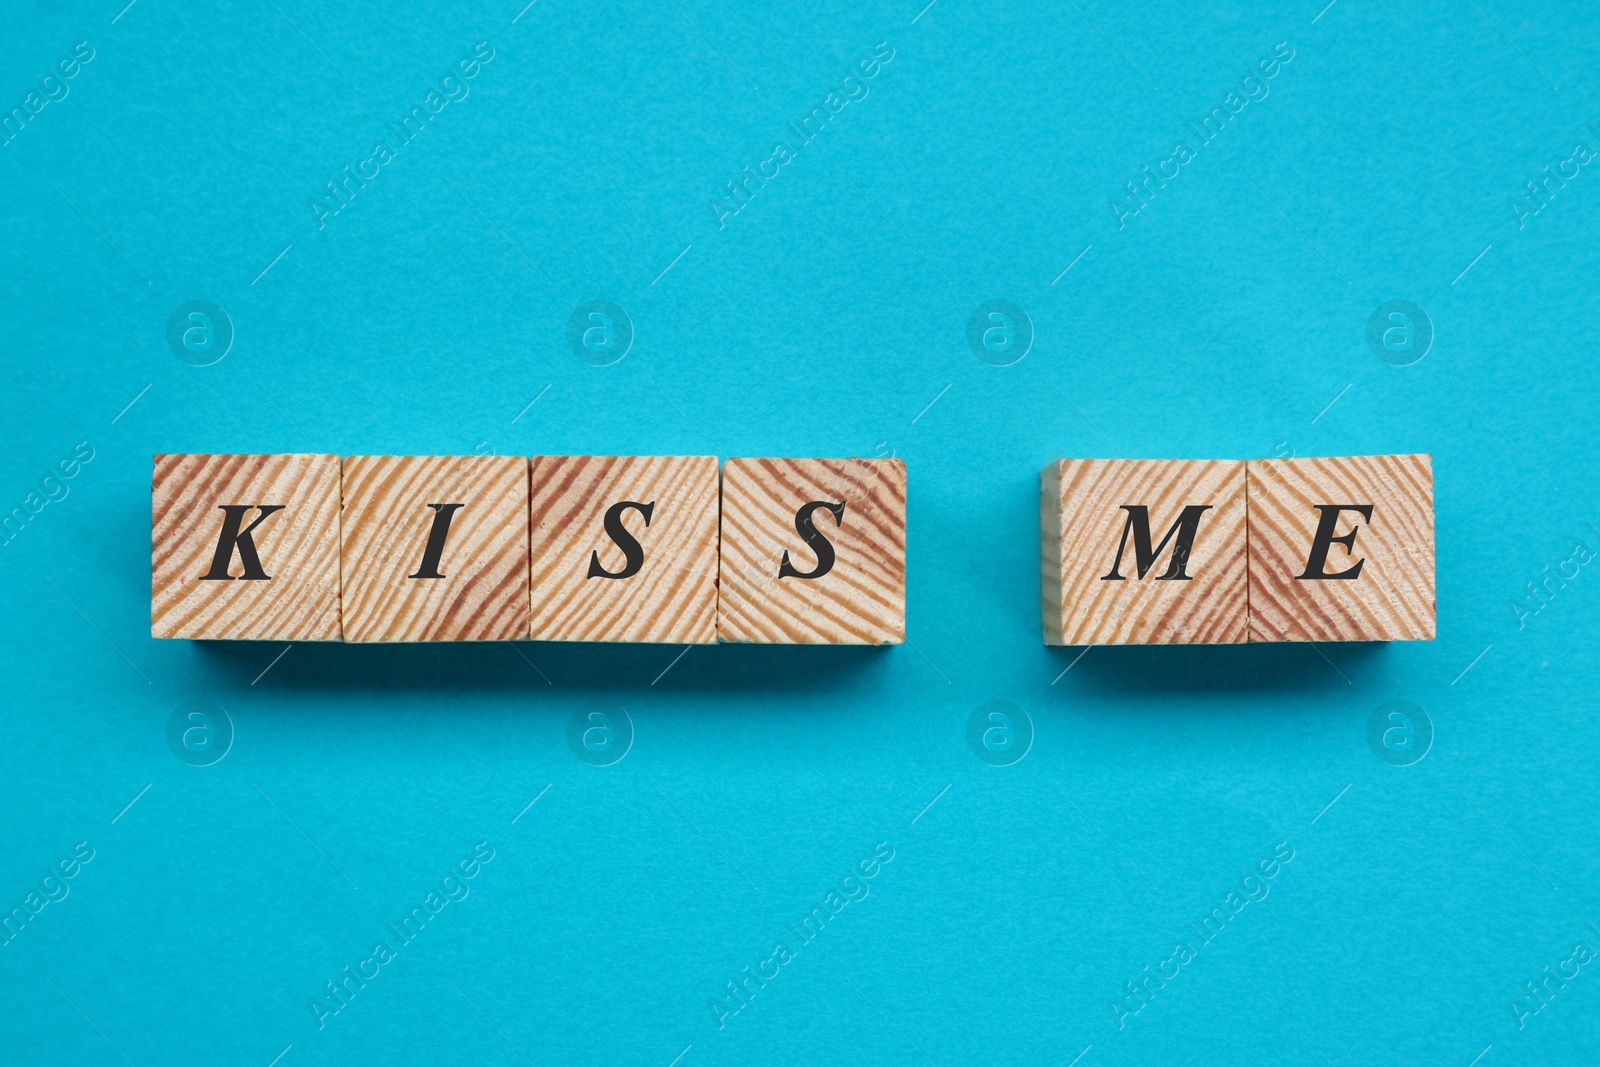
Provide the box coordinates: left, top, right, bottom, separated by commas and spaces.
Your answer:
1041, 458, 1249, 645
151, 453, 342, 640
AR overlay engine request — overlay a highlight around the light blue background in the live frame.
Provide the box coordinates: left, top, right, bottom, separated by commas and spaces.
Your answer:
3, 0, 1599, 1064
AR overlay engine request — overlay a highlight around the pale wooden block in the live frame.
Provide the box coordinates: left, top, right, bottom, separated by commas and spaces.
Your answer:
151, 453, 341, 640
1041, 458, 1248, 645
718, 458, 906, 645
528, 455, 718, 643
340, 455, 529, 642
1246, 454, 1435, 642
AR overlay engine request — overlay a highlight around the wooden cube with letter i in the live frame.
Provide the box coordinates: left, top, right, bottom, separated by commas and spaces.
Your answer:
340, 455, 529, 642
717, 457, 907, 644
1245, 454, 1435, 642
1040, 458, 1249, 645
528, 455, 720, 643
151, 453, 342, 640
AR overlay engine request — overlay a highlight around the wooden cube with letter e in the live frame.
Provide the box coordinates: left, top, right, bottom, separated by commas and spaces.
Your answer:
1041, 458, 1249, 645
1245, 454, 1435, 642
528, 455, 719, 643
340, 455, 529, 642
151, 453, 342, 640
718, 457, 907, 644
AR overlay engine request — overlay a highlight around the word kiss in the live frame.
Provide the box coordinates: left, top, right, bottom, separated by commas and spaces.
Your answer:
151, 454, 906, 645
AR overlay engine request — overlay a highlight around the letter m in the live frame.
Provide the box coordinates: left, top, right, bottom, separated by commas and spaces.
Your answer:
1198, 906, 1229, 939
801, 906, 830, 937
397, 907, 429, 938
199, 505, 284, 581
400, 106, 430, 138
2, 107, 29, 139
799, 106, 829, 136
2, 507, 29, 539
1, 907, 29, 940
1101, 505, 1212, 581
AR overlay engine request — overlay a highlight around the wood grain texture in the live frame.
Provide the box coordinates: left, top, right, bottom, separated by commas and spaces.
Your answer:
718, 458, 906, 645
340, 455, 529, 643
151, 453, 341, 640
1041, 458, 1248, 645
528, 455, 718, 643
1246, 454, 1435, 642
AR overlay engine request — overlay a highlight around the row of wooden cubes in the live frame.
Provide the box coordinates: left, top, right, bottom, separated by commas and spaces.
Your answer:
152, 455, 908, 644
1042, 455, 1435, 644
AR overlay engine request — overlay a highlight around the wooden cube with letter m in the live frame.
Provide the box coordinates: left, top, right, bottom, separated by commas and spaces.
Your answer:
1041, 458, 1249, 645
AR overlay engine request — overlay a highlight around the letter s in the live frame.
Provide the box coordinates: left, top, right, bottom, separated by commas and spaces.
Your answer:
587, 501, 654, 580
778, 501, 844, 580
74, 42, 96, 62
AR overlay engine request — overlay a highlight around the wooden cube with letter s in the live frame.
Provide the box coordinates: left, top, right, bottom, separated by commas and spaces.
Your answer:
717, 457, 906, 644
528, 455, 720, 643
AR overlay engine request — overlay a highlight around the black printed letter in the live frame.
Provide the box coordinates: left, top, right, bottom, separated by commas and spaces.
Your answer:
778, 501, 845, 579
408, 503, 465, 579
587, 501, 654, 580
1296, 504, 1373, 580
199, 505, 284, 581
1100, 505, 1212, 581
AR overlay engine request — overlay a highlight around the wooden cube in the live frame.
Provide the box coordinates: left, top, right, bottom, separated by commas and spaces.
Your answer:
718, 458, 907, 644
1246, 454, 1434, 642
340, 455, 529, 642
1041, 458, 1248, 645
528, 455, 718, 643
151, 453, 341, 640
